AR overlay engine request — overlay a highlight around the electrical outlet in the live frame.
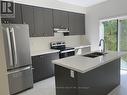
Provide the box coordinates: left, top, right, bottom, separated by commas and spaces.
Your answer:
70, 70, 74, 78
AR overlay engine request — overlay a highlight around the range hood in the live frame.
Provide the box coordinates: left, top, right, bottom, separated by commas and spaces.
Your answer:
54, 28, 69, 33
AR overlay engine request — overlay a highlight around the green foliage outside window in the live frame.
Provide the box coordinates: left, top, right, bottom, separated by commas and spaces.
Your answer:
103, 20, 117, 51
119, 20, 127, 62
103, 20, 127, 66
119, 20, 127, 51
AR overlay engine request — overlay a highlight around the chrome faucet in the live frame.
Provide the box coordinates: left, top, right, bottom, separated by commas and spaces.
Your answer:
99, 39, 106, 53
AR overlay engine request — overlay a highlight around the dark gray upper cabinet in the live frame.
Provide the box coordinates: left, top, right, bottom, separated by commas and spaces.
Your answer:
21, 4, 35, 37
34, 7, 54, 37
1, 3, 22, 24
1, 3, 85, 36
69, 12, 85, 35
53, 9, 69, 28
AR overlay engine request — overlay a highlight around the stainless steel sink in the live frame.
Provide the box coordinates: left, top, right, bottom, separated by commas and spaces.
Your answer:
83, 52, 107, 58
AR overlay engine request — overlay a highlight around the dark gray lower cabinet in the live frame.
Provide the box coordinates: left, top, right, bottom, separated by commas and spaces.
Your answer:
32, 52, 59, 83
55, 65, 77, 95
55, 59, 120, 95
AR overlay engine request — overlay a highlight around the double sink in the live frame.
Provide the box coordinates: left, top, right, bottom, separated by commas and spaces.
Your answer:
83, 52, 107, 58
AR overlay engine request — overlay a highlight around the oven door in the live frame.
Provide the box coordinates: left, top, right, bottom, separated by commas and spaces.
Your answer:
60, 50, 75, 58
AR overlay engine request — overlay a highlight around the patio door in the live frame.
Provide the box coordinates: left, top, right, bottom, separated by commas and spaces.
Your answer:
102, 19, 127, 70
102, 20, 118, 51
118, 19, 127, 70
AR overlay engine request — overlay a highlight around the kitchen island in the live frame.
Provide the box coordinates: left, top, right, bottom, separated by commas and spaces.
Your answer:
52, 51, 126, 95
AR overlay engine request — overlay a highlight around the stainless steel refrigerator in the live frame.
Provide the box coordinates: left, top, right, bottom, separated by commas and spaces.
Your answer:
2, 24, 33, 95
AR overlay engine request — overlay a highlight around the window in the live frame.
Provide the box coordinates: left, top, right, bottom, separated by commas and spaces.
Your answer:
101, 19, 127, 70
103, 20, 118, 51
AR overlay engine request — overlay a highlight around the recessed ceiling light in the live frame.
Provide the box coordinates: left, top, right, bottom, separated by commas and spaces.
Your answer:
57, 0, 107, 7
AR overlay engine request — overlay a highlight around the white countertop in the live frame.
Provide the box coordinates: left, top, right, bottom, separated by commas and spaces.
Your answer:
31, 49, 60, 56
31, 45, 90, 56
52, 51, 127, 73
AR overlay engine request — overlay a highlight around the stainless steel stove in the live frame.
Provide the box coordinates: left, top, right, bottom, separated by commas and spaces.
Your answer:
50, 41, 75, 58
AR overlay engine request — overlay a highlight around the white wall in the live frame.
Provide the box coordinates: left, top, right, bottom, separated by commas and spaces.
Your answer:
86, 0, 127, 51
0, 20, 10, 95
13, 0, 86, 14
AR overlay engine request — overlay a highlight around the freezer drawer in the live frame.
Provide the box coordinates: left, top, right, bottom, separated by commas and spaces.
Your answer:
8, 66, 33, 95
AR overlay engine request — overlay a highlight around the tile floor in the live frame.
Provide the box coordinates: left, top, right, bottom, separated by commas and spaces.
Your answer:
108, 70, 127, 95
18, 70, 127, 95
121, 59, 127, 70
18, 77, 56, 95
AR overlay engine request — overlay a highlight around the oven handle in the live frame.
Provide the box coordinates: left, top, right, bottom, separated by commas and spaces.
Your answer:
60, 49, 75, 53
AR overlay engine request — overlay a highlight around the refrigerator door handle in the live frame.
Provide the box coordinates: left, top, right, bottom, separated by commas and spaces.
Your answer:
7, 66, 31, 75
6, 27, 14, 66
10, 27, 18, 65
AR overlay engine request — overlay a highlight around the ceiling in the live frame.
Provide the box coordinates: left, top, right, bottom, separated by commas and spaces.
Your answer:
57, 0, 107, 7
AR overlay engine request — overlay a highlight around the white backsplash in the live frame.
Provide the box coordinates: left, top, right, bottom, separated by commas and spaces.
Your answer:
64, 35, 90, 47
30, 33, 90, 52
